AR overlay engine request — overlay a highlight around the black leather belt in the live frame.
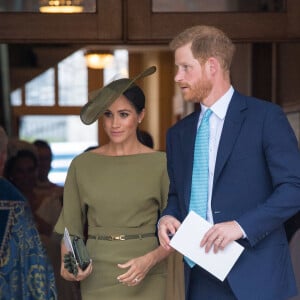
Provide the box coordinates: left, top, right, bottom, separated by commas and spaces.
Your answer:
88, 233, 156, 241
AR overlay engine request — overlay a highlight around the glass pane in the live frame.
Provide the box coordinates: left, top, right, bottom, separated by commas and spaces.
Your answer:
152, 0, 286, 12
19, 115, 98, 186
25, 68, 55, 106
58, 50, 88, 106
0, 0, 96, 13
104, 50, 129, 84
11, 88, 22, 106
0, 0, 39, 12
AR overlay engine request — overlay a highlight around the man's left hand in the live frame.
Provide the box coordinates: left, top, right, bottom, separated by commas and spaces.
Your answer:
200, 221, 243, 253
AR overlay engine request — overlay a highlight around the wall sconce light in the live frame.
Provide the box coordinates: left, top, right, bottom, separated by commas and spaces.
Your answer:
84, 51, 114, 69
39, 0, 84, 13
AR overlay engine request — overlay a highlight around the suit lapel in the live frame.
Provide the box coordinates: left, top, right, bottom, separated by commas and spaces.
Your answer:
213, 92, 247, 187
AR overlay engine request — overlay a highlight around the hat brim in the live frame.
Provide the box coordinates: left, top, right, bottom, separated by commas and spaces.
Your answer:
80, 66, 156, 125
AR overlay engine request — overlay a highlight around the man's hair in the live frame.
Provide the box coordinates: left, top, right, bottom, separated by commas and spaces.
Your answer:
33, 139, 53, 158
169, 25, 235, 71
0, 126, 8, 155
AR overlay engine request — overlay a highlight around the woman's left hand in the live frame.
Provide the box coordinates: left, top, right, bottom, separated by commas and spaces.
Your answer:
117, 254, 153, 286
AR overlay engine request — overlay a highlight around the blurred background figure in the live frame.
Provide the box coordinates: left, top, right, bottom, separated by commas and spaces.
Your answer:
32, 139, 64, 235
4, 139, 54, 233
285, 212, 300, 242
0, 127, 7, 175
0, 126, 57, 299
33, 139, 55, 186
3, 137, 80, 300
33, 139, 64, 200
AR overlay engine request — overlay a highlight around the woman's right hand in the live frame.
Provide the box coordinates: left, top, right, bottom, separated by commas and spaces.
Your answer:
61, 259, 93, 281
60, 240, 93, 281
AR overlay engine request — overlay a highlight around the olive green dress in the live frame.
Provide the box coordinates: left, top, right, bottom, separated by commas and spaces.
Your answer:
54, 151, 169, 300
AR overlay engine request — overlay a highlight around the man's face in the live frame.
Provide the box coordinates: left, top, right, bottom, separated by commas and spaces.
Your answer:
36, 147, 52, 180
174, 43, 212, 103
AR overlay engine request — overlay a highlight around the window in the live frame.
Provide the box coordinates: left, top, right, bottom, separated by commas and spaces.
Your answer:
58, 51, 87, 106
25, 69, 55, 106
11, 49, 128, 186
152, 0, 286, 12
0, 0, 96, 13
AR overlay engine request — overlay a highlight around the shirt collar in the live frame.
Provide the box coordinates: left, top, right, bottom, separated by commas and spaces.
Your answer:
200, 86, 234, 120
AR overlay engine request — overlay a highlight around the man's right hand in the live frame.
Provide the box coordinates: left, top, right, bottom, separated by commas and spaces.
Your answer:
158, 215, 181, 250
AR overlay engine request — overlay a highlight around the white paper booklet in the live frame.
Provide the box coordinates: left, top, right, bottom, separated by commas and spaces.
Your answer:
170, 211, 244, 281
63, 227, 76, 260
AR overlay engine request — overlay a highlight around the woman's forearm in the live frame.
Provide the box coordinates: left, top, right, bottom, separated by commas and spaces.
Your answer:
145, 245, 173, 269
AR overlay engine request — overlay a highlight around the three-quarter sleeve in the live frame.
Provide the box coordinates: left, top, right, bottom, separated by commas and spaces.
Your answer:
54, 158, 86, 239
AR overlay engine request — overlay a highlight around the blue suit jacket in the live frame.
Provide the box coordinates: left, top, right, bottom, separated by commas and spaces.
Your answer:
162, 91, 300, 300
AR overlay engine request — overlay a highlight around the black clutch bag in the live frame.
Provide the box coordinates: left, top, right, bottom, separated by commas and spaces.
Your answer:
72, 236, 90, 271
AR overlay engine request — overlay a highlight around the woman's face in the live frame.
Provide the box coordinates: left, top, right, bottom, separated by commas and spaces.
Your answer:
102, 95, 144, 144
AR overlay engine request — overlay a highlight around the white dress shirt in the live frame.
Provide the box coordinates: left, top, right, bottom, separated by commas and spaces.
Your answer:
197, 86, 234, 224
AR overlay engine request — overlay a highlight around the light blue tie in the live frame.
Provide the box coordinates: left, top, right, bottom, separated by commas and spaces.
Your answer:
185, 108, 212, 268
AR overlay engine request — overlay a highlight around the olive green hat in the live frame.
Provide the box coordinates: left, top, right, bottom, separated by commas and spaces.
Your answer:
80, 66, 156, 125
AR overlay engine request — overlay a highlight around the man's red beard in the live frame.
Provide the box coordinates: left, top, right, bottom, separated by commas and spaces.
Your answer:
179, 77, 212, 103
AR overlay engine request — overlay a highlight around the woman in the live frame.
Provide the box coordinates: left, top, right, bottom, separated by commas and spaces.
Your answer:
54, 66, 172, 300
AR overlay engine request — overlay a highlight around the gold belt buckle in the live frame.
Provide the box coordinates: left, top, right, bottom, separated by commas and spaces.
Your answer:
109, 235, 126, 241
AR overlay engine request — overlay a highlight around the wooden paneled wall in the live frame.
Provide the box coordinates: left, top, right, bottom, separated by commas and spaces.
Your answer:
1, 0, 299, 44
1, 0, 300, 148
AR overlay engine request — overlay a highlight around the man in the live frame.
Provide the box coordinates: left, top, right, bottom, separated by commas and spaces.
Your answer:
33, 139, 63, 190
32, 139, 63, 234
33, 139, 64, 203
0, 126, 57, 299
158, 25, 300, 300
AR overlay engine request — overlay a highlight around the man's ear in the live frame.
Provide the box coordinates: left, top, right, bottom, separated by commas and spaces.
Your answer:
206, 57, 219, 75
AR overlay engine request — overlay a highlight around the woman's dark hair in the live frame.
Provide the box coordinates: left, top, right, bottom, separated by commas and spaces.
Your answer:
123, 85, 151, 144
123, 85, 145, 114
137, 130, 154, 148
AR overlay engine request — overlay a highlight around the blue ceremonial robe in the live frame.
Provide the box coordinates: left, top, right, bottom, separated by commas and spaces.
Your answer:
0, 178, 57, 299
